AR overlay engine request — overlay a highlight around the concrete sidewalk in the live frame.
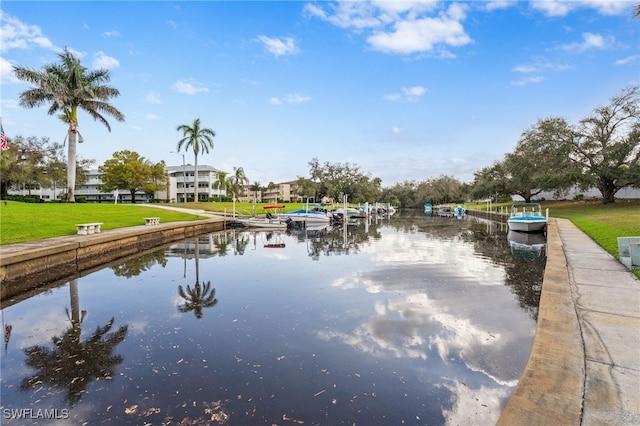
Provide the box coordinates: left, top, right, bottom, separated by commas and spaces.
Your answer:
558, 218, 640, 425
499, 218, 640, 425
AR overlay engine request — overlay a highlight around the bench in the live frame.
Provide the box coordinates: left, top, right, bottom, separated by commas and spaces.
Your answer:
76, 223, 103, 235
145, 217, 160, 226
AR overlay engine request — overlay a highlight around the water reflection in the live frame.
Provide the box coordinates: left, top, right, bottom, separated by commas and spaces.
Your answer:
1, 211, 543, 425
20, 316, 128, 406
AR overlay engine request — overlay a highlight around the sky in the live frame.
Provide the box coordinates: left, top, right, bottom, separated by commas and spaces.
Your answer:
1, 1, 638, 187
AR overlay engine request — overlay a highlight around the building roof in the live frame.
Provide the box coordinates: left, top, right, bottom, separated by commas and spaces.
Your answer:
166, 164, 226, 173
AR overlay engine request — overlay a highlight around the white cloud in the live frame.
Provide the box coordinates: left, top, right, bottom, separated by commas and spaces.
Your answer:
256, 35, 300, 57
307, 2, 471, 55
0, 56, 19, 84
510, 75, 545, 87
530, 0, 573, 17
304, 2, 384, 31
92, 51, 120, 70
146, 91, 163, 104
0, 98, 20, 110
145, 113, 160, 120
614, 55, 640, 66
171, 79, 209, 95
102, 30, 120, 37
269, 93, 311, 105
512, 57, 571, 74
384, 85, 427, 102
530, 0, 631, 17
391, 127, 403, 134
560, 32, 614, 53
403, 86, 427, 97
283, 93, 311, 103
0, 12, 54, 52
484, 1, 517, 11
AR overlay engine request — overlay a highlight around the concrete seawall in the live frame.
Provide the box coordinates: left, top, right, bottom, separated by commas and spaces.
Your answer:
497, 218, 585, 424
0, 217, 226, 300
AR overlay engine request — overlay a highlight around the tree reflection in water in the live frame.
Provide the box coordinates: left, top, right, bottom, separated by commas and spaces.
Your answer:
177, 238, 219, 319
177, 281, 218, 319
20, 317, 128, 406
111, 250, 168, 278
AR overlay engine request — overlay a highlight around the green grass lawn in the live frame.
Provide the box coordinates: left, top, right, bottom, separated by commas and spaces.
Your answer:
172, 201, 311, 215
0, 201, 205, 244
544, 200, 640, 257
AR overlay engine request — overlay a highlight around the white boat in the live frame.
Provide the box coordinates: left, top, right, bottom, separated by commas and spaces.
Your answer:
281, 209, 332, 223
238, 217, 287, 229
239, 204, 288, 229
279, 208, 332, 224
507, 202, 547, 232
332, 207, 366, 219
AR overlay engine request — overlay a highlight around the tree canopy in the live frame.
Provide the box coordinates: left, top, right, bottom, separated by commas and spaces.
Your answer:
98, 150, 165, 203
569, 85, 640, 203
299, 158, 382, 203
502, 117, 580, 202
0, 135, 92, 200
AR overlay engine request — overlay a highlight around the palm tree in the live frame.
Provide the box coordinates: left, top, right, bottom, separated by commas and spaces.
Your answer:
228, 166, 249, 201
13, 48, 124, 202
213, 170, 229, 201
176, 118, 215, 202
227, 166, 249, 216
249, 181, 262, 214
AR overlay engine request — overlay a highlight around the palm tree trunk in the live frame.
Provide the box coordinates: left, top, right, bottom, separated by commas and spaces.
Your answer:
193, 153, 198, 203
67, 123, 78, 203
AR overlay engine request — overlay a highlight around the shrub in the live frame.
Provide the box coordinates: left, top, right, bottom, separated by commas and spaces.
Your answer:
2, 194, 43, 203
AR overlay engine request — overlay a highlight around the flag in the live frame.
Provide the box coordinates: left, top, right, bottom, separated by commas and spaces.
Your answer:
0, 122, 8, 151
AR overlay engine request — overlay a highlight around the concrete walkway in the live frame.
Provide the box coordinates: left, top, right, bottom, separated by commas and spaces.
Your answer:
559, 218, 640, 425
499, 218, 640, 425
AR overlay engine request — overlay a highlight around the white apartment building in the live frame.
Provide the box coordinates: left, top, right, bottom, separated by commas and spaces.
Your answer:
163, 165, 227, 203
8, 169, 144, 203
9, 164, 228, 203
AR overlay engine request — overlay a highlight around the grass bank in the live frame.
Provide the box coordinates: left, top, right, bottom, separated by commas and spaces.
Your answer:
544, 200, 640, 257
0, 202, 205, 245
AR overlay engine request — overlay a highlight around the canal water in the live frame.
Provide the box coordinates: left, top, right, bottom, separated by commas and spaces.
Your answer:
0, 210, 545, 425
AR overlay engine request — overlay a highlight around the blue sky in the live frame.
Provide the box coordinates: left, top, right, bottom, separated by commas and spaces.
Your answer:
1, 1, 638, 187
